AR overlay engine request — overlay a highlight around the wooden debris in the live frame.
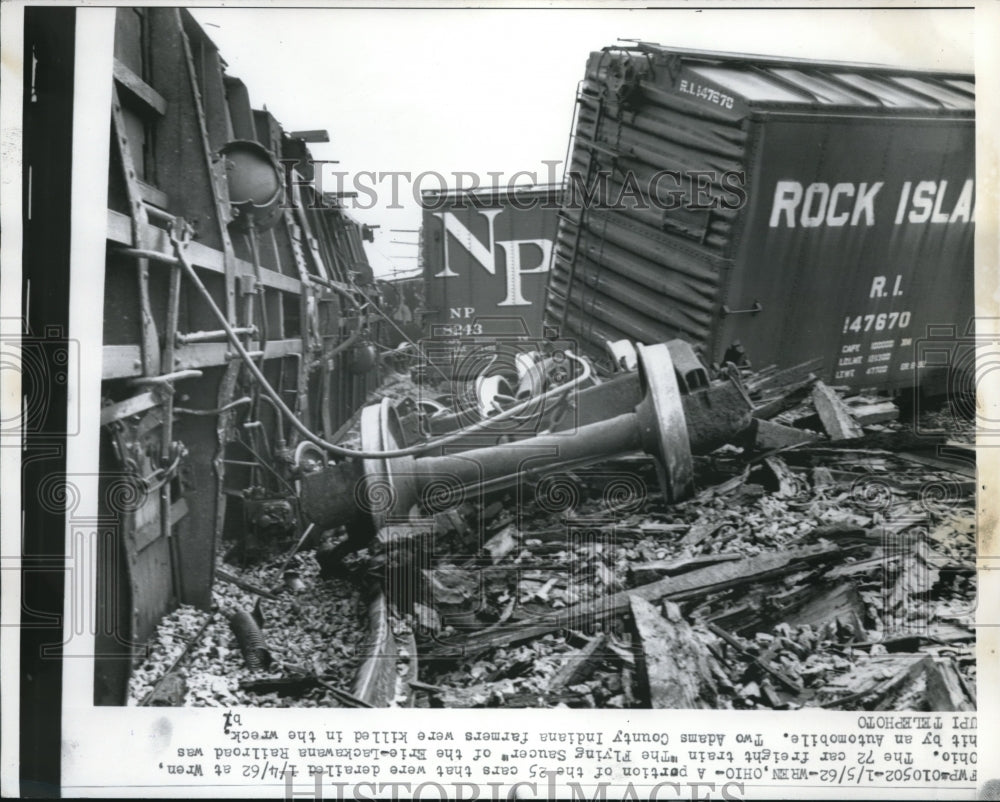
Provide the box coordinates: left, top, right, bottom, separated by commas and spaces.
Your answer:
751, 378, 818, 420
679, 521, 728, 547
434, 508, 470, 538
484, 524, 518, 562
482, 500, 504, 521
393, 628, 419, 708
239, 676, 320, 697
763, 456, 799, 497
746, 360, 821, 420
636, 522, 690, 535
535, 576, 559, 602
547, 633, 608, 691
746, 358, 823, 394
594, 562, 617, 588
138, 615, 212, 706
428, 681, 587, 708
376, 522, 432, 548
885, 540, 942, 622
144, 672, 188, 706
798, 523, 870, 545
923, 657, 975, 711
215, 567, 279, 600
421, 567, 480, 609
849, 400, 899, 425
759, 679, 787, 709
241, 666, 375, 708
752, 418, 820, 451
695, 466, 750, 502
780, 582, 867, 637
801, 430, 944, 453
629, 553, 742, 584
823, 552, 899, 579
604, 636, 637, 667
426, 544, 848, 658
630, 598, 716, 708
413, 602, 441, 635
818, 655, 925, 708
705, 622, 803, 694
311, 675, 376, 708
897, 447, 976, 478
812, 381, 864, 440
155, 359, 977, 713
811, 466, 835, 488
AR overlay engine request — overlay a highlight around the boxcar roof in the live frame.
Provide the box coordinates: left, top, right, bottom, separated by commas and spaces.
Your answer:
624, 42, 974, 111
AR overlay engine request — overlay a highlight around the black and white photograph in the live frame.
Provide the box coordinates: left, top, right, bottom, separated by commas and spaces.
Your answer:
3, 1, 998, 798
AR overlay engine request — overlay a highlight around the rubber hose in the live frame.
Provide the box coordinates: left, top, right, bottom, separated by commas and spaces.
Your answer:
228, 609, 272, 670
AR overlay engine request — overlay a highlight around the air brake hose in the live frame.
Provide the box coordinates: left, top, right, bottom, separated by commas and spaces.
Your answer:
169, 234, 591, 459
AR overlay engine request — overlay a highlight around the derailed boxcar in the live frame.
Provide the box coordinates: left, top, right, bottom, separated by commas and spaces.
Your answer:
422, 184, 561, 342
378, 273, 425, 348
95, 8, 383, 703
544, 44, 974, 391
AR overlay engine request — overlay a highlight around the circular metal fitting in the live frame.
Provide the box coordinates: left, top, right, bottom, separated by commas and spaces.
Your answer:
634, 342, 694, 502
358, 399, 417, 528
219, 140, 284, 233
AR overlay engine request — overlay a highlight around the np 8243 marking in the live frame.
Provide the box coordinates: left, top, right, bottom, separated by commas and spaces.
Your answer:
437, 322, 485, 337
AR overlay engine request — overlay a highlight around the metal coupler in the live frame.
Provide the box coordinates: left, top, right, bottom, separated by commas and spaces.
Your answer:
299, 342, 754, 535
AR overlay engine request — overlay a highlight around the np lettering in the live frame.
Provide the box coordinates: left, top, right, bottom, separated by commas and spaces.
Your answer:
432, 209, 552, 307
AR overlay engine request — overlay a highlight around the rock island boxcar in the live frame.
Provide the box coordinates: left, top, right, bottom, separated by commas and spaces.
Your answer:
544, 44, 974, 391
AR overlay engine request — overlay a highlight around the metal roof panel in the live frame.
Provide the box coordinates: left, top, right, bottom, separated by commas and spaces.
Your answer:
892, 76, 975, 110
768, 68, 880, 106
829, 73, 944, 108
688, 65, 809, 103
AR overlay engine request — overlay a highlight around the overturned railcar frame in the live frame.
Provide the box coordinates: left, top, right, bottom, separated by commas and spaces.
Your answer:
94, 8, 383, 704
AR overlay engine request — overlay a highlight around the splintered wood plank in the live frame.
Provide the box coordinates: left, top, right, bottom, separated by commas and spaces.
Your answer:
547, 633, 607, 692
679, 521, 728, 547
751, 379, 816, 420
850, 401, 899, 425
753, 418, 821, 450
214, 567, 279, 600
630, 553, 742, 584
812, 381, 864, 440
818, 655, 925, 709
425, 544, 846, 659
630, 597, 711, 708
706, 622, 803, 694
484, 525, 519, 562
421, 567, 481, 609
897, 448, 976, 478
746, 359, 823, 394
779, 581, 868, 642
923, 657, 975, 711
763, 456, 799, 497
886, 540, 942, 621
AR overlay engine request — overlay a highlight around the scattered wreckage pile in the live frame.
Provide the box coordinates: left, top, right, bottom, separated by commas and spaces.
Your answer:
129, 341, 976, 711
